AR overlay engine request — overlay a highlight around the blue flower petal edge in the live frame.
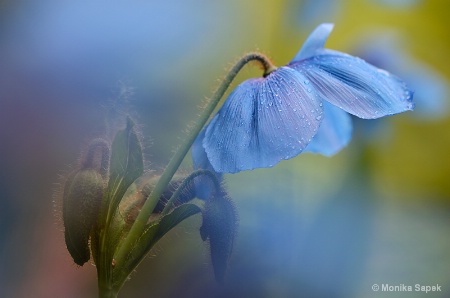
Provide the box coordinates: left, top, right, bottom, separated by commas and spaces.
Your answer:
290, 50, 414, 119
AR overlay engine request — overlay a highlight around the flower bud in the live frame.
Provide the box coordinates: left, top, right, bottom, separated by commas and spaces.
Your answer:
62, 138, 109, 266
200, 190, 237, 283
63, 169, 104, 266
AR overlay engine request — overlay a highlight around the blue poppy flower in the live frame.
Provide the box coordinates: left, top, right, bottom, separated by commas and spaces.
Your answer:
194, 23, 413, 174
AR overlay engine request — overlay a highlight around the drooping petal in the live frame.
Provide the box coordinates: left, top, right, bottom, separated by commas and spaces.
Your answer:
291, 23, 334, 62
304, 101, 352, 156
192, 129, 223, 200
203, 66, 324, 173
355, 34, 448, 120
289, 49, 414, 119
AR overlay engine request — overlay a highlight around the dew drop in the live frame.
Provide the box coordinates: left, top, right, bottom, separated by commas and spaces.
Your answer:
304, 79, 310, 85
315, 115, 322, 121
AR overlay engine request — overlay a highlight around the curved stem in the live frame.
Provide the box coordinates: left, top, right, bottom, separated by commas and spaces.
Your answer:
161, 169, 221, 216
113, 52, 276, 270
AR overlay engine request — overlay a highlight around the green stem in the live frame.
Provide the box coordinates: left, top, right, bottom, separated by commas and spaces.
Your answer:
113, 52, 276, 270
98, 282, 118, 298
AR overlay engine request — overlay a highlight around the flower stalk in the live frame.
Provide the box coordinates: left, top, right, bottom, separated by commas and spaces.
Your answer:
113, 52, 275, 271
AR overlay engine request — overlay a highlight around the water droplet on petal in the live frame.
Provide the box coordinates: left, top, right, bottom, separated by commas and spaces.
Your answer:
316, 115, 322, 121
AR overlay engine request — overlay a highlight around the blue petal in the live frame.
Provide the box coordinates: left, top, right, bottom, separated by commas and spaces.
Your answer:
203, 66, 324, 173
291, 23, 334, 62
304, 101, 352, 156
192, 129, 223, 200
356, 35, 448, 120
289, 50, 414, 119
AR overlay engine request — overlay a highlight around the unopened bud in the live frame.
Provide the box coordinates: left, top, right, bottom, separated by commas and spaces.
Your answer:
63, 169, 104, 266
63, 138, 109, 266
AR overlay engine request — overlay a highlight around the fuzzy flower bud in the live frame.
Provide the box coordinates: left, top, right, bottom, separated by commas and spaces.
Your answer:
63, 138, 109, 266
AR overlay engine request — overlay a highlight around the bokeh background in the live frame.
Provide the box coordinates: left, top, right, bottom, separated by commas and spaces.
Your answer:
1, 0, 450, 297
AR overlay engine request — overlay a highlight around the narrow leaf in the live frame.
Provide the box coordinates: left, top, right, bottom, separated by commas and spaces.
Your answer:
105, 117, 144, 221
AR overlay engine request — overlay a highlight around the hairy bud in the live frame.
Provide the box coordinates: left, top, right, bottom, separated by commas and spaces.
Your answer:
63, 169, 104, 265
63, 138, 109, 266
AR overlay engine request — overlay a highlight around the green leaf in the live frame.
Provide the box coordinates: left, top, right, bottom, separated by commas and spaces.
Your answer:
113, 203, 201, 288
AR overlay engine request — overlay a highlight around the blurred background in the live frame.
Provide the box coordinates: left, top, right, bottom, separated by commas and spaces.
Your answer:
1, 0, 449, 297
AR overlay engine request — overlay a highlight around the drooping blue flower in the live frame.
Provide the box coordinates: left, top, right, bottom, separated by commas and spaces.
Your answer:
194, 23, 413, 174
